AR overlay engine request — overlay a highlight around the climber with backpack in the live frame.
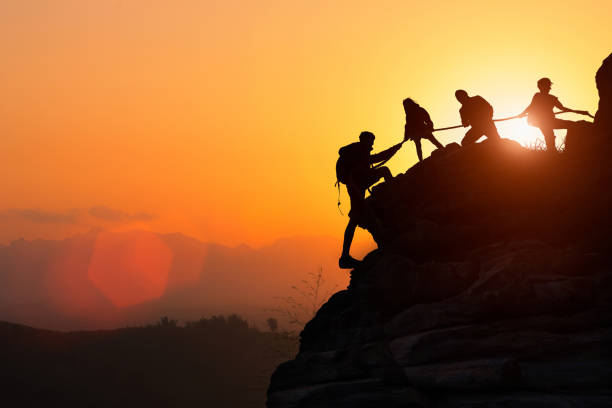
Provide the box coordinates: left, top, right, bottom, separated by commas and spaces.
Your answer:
336, 131, 402, 269
455, 90, 501, 146
403, 98, 444, 161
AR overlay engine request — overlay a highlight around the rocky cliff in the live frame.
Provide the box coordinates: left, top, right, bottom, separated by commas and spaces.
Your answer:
267, 53, 612, 407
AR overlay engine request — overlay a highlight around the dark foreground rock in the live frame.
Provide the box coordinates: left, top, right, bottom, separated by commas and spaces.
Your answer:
267, 53, 612, 407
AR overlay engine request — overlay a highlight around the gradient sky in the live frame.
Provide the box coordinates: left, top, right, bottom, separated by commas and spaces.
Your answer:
1, 1, 610, 246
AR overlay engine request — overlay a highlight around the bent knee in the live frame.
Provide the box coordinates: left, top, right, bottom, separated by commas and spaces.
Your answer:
377, 166, 392, 178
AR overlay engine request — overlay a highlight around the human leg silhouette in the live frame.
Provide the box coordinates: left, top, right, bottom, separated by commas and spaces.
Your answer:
365, 166, 392, 185
461, 128, 482, 146
484, 122, 501, 141
425, 134, 444, 149
339, 219, 359, 268
540, 127, 557, 152
339, 179, 364, 269
339, 167, 392, 269
538, 118, 574, 152
414, 138, 423, 161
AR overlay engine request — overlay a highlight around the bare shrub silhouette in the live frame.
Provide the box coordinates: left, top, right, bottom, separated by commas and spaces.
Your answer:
526, 135, 566, 152
268, 267, 338, 331
155, 315, 178, 328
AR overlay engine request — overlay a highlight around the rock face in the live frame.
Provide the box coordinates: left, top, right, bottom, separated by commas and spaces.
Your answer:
595, 53, 612, 134
267, 54, 612, 407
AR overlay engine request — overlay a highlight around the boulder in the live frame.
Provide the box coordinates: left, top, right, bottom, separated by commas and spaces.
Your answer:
267, 54, 612, 407
595, 53, 612, 134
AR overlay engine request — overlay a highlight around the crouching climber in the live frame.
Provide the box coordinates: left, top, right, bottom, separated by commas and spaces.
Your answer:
455, 90, 501, 146
336, 131, 402, 269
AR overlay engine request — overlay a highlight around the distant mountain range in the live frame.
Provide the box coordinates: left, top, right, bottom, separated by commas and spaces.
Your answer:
0, 231, 371, 330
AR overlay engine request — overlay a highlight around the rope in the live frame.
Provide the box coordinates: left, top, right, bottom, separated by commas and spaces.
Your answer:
558, 109, 595, 119
432, 110, 593, 134
372, 110, 593, 169
431, 114, 519, 132
338, 108, 594, 213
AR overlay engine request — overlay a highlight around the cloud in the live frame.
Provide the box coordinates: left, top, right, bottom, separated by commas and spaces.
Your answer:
0, 209, 79, 224
88, 206, 156, 223
0, 206, 155, 225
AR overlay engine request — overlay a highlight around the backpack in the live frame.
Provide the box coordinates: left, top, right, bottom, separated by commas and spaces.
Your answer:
335, 142, 363, 184
473, 96, 493, 118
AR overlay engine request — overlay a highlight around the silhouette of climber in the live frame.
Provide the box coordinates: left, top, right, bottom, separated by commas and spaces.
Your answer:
337, 131, 401, 269
403, 98, 444, 161
519, 78, 582, 153
455, 90, 501, 146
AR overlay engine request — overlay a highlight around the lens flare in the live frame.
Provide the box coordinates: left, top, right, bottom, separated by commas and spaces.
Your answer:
88, 231, 173, 308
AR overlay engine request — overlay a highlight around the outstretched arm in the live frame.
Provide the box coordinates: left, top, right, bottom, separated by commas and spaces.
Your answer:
370, 143, 401, 164
554, 98, 569, 112
554, 98, 594, 118
519, 95, 535, 117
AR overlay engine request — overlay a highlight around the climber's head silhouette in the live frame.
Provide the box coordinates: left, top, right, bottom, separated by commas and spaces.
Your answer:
359, 131, 375, 151
402, 98, 418, 112
455, 89, 469, 104
537, 77, 552, 94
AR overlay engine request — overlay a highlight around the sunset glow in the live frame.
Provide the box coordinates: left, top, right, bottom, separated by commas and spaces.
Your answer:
497, 119, 546, 148
0, 4, 610, 407
87, 231, 173, 307
0, 1, 609, 248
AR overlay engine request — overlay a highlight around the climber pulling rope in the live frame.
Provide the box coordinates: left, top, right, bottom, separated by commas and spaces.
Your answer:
372, 110, 594, 169
409, 110, 593, 138
336, 109, 594, 214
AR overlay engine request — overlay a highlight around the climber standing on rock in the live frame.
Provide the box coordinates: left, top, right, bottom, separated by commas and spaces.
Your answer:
336, 131, 402, 269
455, 90, 501, 146
518, 77, 591, 153
403, 98, 444, 161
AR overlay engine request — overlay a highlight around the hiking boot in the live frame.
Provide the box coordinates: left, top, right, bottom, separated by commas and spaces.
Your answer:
339, 255, 361, 269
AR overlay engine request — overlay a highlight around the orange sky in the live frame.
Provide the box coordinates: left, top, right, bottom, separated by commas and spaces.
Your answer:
1, 1, 610, 246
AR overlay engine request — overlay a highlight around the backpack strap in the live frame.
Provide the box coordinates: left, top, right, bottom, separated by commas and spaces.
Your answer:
335, 180, 344, 215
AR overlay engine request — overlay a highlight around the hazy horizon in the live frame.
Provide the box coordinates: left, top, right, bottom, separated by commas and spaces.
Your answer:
1, 0, 610, 331
0, 229, 377, 331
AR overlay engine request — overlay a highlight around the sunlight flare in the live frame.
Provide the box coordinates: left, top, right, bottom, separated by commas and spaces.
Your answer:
87, 231, 173, 308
